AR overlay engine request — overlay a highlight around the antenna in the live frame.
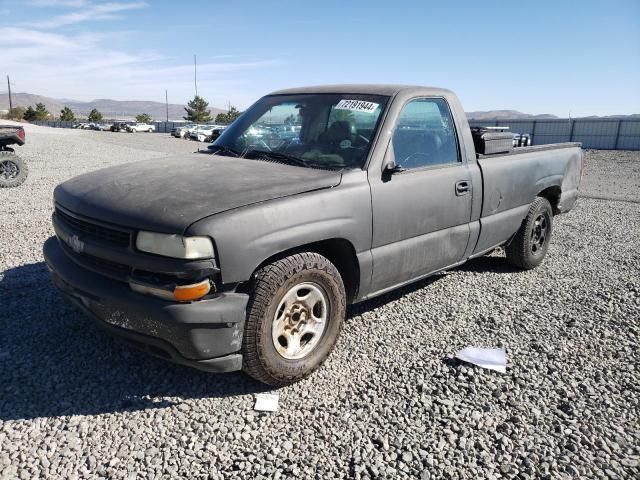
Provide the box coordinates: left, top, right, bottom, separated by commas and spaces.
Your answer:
194, 55, 198, 97
165, 89, 169, 122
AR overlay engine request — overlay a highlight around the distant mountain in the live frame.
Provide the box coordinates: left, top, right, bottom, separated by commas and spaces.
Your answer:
578, 113, 640, 119
467, 110, 640, 120
1, 93, 637, 121
466, 110, 558, 120
0, 93, 225, 121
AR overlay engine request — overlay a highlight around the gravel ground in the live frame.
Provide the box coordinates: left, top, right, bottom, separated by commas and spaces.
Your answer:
1, 125, 639, 479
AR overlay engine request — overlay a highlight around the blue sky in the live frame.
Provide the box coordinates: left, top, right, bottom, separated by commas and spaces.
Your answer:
1, 0, 639, 116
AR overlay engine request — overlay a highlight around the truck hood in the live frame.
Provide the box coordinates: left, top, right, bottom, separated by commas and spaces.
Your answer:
54, 153, 342, 232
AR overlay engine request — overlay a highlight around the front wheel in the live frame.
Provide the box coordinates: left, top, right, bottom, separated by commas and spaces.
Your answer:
242, 252, 346, 386
506, 197, 553, 269
0, 151, 28, 188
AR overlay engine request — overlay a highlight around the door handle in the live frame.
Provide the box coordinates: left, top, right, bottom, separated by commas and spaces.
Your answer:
455, 181, 471, 196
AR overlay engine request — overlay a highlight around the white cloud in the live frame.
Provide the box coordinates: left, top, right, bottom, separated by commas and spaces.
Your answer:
25, 1, 147, 28
0, 27, 280, 107
26, 0, 90, 7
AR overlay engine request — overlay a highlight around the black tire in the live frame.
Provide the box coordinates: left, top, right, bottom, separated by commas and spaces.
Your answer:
0, 151, 28, 188
506, 197, 553, 269
242, 252, 346, 386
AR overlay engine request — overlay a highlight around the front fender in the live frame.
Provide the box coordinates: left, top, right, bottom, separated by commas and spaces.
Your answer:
187, 170, 372, 285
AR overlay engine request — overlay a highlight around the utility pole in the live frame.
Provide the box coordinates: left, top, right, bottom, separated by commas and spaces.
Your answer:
7, 75, 13, 114
165, 89, 169, 122
194, 55, 198, 98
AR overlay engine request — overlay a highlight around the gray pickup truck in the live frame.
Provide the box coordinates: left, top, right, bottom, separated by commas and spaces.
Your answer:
44, 85, 583, 386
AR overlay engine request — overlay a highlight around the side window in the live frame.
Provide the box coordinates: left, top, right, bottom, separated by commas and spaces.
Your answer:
393, 98, 460, 169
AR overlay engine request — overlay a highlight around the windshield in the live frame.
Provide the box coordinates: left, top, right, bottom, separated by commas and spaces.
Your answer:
211, 93, 389, 169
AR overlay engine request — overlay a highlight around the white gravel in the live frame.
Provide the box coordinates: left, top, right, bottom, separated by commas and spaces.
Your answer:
1, 125, 639, 479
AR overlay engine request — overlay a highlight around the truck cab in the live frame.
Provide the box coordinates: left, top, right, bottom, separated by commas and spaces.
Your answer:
44, 85, 583, 386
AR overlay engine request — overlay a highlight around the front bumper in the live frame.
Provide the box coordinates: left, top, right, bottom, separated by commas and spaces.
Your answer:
43, 236, 248, 372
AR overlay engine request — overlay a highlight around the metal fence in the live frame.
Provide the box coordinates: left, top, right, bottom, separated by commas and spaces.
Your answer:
30, 120, 225, 132
468, 118, 640, 150
30, 118, 640, 150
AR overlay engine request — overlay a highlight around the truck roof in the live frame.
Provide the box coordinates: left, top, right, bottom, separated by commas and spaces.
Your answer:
269, 84, 454, 97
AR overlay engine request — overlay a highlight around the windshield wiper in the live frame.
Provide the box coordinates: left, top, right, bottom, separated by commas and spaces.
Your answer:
242, 149, 310, 168
207, 144, 240, 157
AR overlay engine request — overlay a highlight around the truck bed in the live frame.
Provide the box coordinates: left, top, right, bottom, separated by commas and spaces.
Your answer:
472, 142, 583, 255
476, 142, 581, 159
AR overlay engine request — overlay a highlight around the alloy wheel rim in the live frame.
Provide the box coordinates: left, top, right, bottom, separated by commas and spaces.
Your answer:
272, 282, 329, 360
530, 213, 548, 254
0, 160, 19, 180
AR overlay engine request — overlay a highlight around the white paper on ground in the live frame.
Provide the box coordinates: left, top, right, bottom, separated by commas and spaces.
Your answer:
254, 393, 279, 412
455, 346, 507, 373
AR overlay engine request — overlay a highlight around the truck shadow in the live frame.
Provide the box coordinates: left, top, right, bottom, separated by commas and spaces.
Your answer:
455, 255, 521, 274
0, 255, 515, 421
0, 262, 270, 421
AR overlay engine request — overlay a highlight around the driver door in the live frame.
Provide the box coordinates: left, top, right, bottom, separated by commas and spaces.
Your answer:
368, 97, 473, 294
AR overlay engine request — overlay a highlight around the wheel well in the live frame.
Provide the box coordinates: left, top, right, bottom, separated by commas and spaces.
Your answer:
244, 239, 361, 304
538, 186, 562, 215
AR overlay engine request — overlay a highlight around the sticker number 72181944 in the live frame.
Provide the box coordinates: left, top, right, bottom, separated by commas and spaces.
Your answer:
334, 99, 379, 113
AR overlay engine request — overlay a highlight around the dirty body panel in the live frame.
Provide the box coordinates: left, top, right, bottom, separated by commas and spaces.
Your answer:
45, 84, 583, 373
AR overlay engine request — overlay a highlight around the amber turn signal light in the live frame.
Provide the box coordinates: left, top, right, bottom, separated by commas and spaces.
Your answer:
173, 280, 211, 301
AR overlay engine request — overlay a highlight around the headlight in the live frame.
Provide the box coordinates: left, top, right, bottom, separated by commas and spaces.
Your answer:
136, 231, 214, 259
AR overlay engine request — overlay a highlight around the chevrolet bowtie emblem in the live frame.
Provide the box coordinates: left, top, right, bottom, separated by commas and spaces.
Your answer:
67, 235, 85, 254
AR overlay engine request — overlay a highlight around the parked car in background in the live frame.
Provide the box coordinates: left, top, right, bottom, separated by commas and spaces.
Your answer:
205, 126, 226, 143
110, 122, 132, 132
171, 124, 198, 138
191, 125, 226, 142
127, 123, 155, 133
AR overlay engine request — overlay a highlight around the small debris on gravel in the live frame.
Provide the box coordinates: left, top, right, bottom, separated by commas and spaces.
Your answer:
0, 125, 638, 479
254, 393, 279, 412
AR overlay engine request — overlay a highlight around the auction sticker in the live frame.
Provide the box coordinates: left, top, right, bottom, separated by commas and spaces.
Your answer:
334, 99, 379, 113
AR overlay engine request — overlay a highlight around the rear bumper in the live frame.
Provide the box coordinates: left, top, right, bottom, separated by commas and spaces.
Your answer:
43, 236, 248, 373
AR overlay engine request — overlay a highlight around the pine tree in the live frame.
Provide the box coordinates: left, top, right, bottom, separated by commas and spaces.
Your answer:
60, 106, 75, 121
136, 113, 152, 123
23, 106, 37, 121
88, 108, 103, 122
183, 95, 212, 123
215, 105, 241, 124
34, 103, 50, 121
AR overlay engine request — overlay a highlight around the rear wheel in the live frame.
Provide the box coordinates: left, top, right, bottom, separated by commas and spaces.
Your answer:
0, 151, 28, 188
506, 197, 553, 269
242, 252, 346, 386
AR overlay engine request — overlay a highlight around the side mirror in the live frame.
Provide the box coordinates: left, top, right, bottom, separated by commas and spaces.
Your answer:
384, 159, 405, 174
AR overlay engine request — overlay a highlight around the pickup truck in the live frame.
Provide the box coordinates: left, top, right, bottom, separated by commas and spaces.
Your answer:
44, 85, 583, 386
0, 124, 27, 188
126, 123, 155, 133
